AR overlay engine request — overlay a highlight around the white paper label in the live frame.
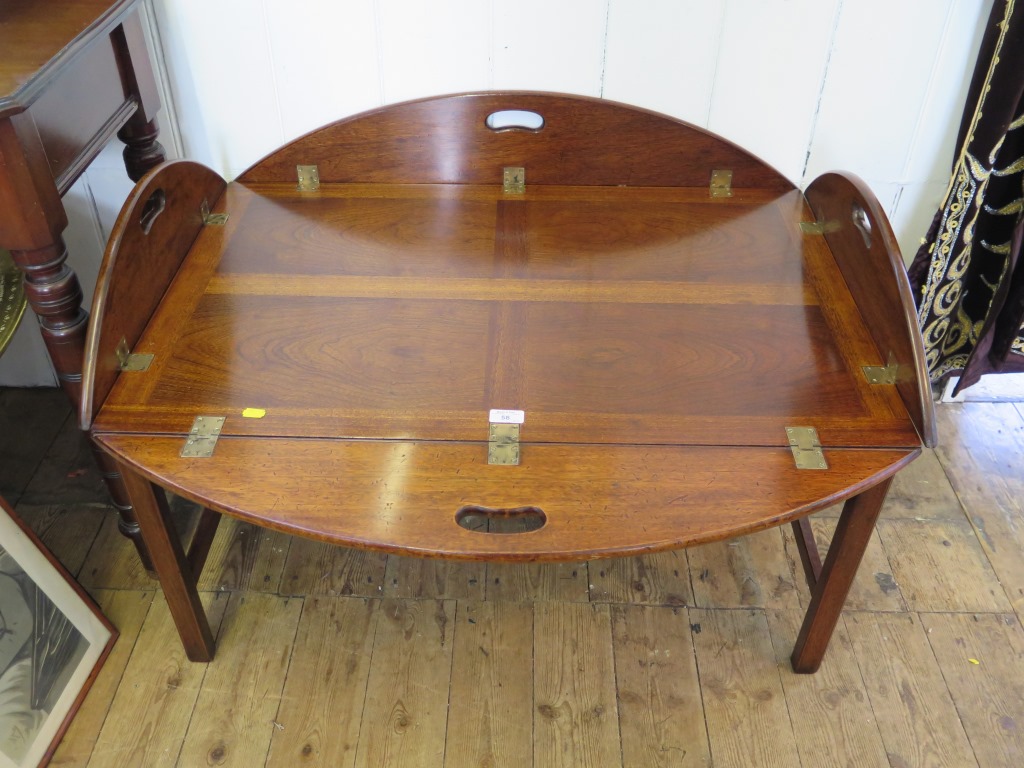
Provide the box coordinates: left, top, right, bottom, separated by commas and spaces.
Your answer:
489, 409, 525, 424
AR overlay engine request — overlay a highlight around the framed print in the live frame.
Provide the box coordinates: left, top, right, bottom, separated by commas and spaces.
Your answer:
0, 497, 116, 767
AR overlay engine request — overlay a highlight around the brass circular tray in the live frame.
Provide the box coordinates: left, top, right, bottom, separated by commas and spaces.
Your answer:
0, 249, 28, 358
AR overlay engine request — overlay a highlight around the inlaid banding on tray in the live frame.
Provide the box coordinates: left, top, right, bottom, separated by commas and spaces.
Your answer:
205, 274, 817, 306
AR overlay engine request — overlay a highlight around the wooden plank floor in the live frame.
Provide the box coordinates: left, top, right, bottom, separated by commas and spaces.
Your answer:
3, 387, 1023, 767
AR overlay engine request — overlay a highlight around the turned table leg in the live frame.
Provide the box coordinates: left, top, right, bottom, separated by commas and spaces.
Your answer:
117, 460, 215, 661
118, 116, 165, 182
9, 238, 88, 394
8, 233, 156, 572
790, 477, 892, 673
114, 8, 167, 184
92, 448, 153, 571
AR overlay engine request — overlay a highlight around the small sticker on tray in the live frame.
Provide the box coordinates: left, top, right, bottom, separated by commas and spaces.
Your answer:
489, 409, 525, 424
242, 408, 267, 418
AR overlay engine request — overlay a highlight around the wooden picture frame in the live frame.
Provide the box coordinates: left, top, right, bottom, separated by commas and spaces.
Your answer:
0, 497, 116, 768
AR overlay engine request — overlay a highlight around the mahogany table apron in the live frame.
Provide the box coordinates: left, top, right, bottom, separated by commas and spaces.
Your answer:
0, 0, 167, 569
81, 93, 936, 673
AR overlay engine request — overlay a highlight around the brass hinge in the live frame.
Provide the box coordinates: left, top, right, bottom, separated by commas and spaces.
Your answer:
116, 337, 153, 372
297, 164, 320, 192
786, 426, 828, 470
181, 416, 225, 458
200, 199, 228, 225
863, 351, 899, 384
503, 167, 525, 194
488, 423, 521, 465
710, 169, 732, 198
799, 220, 841, 235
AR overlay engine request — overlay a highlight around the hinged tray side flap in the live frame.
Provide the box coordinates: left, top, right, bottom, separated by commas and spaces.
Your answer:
80, 159, 227, 430
804, 172, 937, 447
235, 92, 796, 191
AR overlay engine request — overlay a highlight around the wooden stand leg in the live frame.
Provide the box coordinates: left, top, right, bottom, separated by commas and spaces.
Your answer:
116, 460, 215, 662
791, 517, 822, 586
791, 477, 892, 673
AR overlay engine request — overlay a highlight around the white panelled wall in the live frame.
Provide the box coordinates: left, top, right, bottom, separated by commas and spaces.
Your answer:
0, 0, 995, 385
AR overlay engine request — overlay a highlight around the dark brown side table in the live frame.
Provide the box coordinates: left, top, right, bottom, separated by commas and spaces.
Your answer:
0, 0, 167, 568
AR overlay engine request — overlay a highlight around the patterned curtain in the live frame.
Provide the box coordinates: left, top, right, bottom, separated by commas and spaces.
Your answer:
909, 0, 1024, 394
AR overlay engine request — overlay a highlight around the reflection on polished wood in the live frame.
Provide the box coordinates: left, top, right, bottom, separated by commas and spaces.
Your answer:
83, 93, 932, 669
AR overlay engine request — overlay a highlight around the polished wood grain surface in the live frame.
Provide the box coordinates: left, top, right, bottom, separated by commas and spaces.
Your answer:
99, 434, 917, 561
81, 160, 226, 428
237, 92, 795, 190
93, 183, 919, 450
806, 172, 937, 447
84, 93, 929, 668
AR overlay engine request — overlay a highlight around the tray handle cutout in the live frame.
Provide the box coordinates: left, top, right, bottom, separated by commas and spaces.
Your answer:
852, 202, 873, 249
455, 504, 547, 533
485, 109, 545, 132
139, 189, 166, 234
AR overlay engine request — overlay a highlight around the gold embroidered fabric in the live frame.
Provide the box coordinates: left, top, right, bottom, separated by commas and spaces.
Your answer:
910, 0, 1024, 392
0, 249, 27, 358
